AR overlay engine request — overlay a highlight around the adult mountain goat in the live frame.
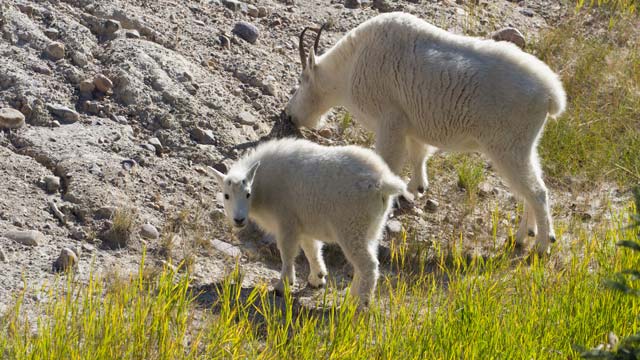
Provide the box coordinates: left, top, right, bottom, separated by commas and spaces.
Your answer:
285, 12, 566, 255
209, 138, 407, 306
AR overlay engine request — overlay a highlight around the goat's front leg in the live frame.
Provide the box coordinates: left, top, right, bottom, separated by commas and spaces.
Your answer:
375, 119, 410, 209
274, 229, 300, 294
375, 121, 407, 175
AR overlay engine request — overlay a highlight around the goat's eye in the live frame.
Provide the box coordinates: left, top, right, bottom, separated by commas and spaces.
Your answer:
246, 193, 251, 199
224, 194, 229, 200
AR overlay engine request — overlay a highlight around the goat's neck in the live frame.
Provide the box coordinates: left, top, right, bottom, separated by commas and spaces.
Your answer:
315, 34, 356, 108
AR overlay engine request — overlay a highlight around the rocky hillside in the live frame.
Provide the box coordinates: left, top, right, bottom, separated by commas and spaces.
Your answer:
0, 0, 584, 315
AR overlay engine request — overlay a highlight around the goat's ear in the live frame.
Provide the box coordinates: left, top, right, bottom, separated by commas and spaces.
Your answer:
307, 47, 317, 71
245, 161, 261, 183
207, 166, 226, 184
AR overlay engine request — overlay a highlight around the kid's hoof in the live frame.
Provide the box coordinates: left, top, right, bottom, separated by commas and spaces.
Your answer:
549, 234, 557, 243
417, 186, 425, 194
528, 229, 536, 237
308, 273, 327, 288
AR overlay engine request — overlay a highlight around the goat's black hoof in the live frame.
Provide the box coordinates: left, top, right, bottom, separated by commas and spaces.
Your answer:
528, 229, 536, 237
417, 186, 425, 194
550, 235, 557, 243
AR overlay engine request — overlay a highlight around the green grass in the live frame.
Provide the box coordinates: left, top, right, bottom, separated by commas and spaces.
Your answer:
534, 12, 640, 186
1, 206, 639, 359
455, 156, 485, 204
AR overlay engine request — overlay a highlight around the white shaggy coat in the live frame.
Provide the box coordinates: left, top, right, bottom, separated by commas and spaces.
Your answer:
285, 12, 566, 254
210, 138, 407, 305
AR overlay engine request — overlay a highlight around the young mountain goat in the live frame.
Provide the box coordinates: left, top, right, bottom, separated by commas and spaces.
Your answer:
209, 138, 407, 306
285, 12, 566, 255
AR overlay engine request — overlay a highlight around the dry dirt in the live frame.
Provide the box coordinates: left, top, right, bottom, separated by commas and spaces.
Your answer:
0, 0, 629, 317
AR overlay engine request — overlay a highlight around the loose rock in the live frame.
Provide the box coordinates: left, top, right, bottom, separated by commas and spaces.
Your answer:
222, 0, 248, 12
43, 175, 61, 193
0, 108, 25, 130
386, 219, 403, 234
47, 104, 80, 124
425, 199, 439, 212
345, 0, 363, 9
140, 224, 159, 239
191, 127, 216, 145
44, 28, 59, 40
103, 19, 121, 35
491, 27, 526, 49
0, 247, 6, 262
52, 248, 78, 272
45, 42, 65, 60
373, 0, 394, 12
79, 79, 95, 94
232, 21, 259, 44
211, 239, 242, 257
247, 5, 259, 17
236, 111, 257, 125
125, 29, 141, 39
93, 74, 113, 93
5, 230, 44, 246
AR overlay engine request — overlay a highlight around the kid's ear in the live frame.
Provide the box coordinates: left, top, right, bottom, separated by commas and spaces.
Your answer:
207, 166, 226, 184
245, 161, 261, 183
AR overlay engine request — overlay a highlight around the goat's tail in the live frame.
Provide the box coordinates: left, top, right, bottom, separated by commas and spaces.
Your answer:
546, 74, 567, 118
380, 175, 410, 198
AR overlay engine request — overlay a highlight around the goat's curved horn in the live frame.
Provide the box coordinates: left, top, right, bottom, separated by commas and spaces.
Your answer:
299, 26, 313, 70
313, 23, 327, 55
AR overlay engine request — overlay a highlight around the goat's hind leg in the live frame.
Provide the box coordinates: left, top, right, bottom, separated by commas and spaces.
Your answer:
491, 150, 555, 255
406, 137, 436, 196
339, 233, 380, 307
514, 202, 537, 247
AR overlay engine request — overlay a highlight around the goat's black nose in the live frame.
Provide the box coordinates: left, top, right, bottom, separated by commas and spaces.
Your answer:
234, 218, 245, 226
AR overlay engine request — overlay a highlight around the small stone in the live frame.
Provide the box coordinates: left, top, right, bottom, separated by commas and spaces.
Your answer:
44, 28, 59, 40
72, 52, 88, 67
232, 21, 259, 44
372, 0, 393, 12
95, 206, 116, 220
140, 224, 159, 239
125, 29, 141, 39
490, 27, 526, 49
236, 111, 257, 125
219, 35, 231, 49
149, 137, 162, 150
79, 79, 95, 95
43, 175, 61, 193
0, 108, 26, 130
47, 104, 80, 124
425, 199, 439, 212
211, 239, 241, 257
318, 128, 333, 138
191, 127, 216, 145
5, 230, 44, 246
222, 0, 248, 12
386, 219, 403, 234
71, 227, 87, 240
121, 159, 137, 171
247, 5, 259, 17
31, 64, 52, 75
478, 182, 494, 197
0, 247, 6, 262
257, 6, 268, 17
103, 19, 121, 34
520, 8, 534, 17
93, 74, 113, 93
45, 41, 65, 60
345, 0, 362, 8
52, 248, 78, 272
